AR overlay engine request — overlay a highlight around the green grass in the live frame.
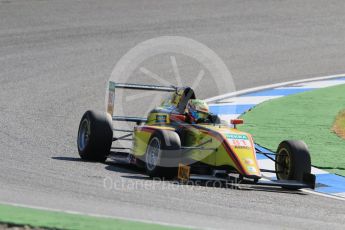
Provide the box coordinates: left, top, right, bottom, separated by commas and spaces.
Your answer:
0, 204, 187, 230
240, 83, 345, 176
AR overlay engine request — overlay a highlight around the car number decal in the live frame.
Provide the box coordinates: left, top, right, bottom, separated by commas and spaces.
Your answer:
225, 134, 251, 148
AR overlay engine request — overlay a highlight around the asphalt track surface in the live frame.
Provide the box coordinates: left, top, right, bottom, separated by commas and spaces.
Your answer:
1, 0, 345, 229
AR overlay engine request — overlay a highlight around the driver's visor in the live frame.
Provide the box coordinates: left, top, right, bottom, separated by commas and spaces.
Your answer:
192, 110, 208, 120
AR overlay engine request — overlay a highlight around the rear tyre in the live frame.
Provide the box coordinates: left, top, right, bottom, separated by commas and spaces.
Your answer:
77, 110, 113, 162
145, 130, 181, 179
275, 140, 311, 181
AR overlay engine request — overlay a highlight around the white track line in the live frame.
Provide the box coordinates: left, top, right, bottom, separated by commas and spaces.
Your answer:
0, 201, 197, 229
218, 114, 241, 124
301, 190, 345, 202
205, 73, 345, 103
209, 96, 283, 105
291, 80, 345, 88
333, 192, 345, 198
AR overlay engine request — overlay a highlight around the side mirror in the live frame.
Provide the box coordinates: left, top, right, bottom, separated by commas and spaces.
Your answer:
231, 119, 244, 129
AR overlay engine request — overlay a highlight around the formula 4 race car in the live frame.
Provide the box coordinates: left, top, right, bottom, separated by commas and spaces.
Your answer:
77, 82, 316, 190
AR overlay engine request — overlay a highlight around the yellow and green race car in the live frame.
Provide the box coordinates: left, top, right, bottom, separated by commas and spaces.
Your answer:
77, 82, 315, 190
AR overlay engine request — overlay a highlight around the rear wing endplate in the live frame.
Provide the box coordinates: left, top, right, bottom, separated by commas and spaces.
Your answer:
107, 81, 176, 123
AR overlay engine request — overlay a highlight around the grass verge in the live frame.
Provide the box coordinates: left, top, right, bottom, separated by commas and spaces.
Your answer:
0, 203, 186, 230
240, 83, 345, 176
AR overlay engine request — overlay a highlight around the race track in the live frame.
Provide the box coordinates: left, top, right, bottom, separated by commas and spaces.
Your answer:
1, 0, 345, 229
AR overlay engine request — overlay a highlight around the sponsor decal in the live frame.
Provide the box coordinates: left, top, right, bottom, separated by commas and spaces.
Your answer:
244, 158, 254, 165
107, 82, 116, 115
156, 114, 168, 123
233, 145, 251, 149
225, 134, 248, 140
247, 166, 257, 173
226, 133, 251, 149
178, 163, 191, 182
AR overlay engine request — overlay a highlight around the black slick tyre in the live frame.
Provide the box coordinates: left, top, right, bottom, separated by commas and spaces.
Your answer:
275, 140, 311, 181
145, 130, 181, 179
77, 110, 113, 162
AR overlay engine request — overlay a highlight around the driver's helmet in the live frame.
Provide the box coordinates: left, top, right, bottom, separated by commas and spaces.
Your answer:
187, 99, 209, 121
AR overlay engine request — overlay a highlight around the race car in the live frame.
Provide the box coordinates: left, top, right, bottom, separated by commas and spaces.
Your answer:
77, 81, 315, 190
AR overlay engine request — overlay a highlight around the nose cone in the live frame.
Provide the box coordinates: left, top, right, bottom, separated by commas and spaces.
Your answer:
223, 132, 261, 177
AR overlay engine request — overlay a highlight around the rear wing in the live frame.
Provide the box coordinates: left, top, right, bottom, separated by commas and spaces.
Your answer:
107, 81, 176, 124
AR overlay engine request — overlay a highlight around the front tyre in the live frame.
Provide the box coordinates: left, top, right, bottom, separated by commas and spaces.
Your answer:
77, 110, 113, 162
275, 140, 311, 181
145, 130, 181, 179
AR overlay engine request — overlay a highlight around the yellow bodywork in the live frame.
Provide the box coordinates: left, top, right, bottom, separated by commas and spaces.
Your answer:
128, 85, 260, 177
107, 82, 260, 177
133, 125, 175, 157
133, 122, 261, 177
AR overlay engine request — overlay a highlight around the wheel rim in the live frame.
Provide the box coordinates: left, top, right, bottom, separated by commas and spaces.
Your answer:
276, 148, 291, 180
146, 137, 161, 171
78, 119, 90, 151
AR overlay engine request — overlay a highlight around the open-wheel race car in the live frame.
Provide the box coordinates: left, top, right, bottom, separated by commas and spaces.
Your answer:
77, 81, 316, 190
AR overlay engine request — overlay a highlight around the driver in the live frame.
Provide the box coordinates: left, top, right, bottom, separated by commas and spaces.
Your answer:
186, 99, 210, 124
